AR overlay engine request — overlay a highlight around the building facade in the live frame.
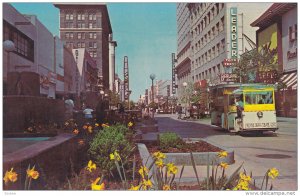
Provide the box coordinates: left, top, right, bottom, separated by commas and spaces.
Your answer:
54, 3, 113, 90
3, 3, 65, 98
176, 3, 272, 102
176, 3, 192, 104
251, 3, 297, 117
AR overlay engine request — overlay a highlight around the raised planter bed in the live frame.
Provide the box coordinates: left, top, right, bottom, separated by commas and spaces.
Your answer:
138, 138, 234, 166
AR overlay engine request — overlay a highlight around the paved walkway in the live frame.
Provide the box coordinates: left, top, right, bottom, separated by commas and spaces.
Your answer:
143, 114, 297, 190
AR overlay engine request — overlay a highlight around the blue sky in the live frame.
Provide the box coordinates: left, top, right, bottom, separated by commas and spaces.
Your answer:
11, 3, 177, 101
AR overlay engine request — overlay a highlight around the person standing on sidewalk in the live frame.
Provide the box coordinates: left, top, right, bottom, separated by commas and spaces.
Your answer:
177, 104, 183, 119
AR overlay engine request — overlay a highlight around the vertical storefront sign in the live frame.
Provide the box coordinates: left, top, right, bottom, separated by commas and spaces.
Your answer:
230, 7, 238, 59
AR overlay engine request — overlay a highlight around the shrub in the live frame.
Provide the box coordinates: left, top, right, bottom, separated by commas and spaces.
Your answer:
159, 132, 185, 150
88, 125, 133, 175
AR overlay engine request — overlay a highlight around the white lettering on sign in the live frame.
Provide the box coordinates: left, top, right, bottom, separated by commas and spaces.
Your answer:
230, 7, 238, 59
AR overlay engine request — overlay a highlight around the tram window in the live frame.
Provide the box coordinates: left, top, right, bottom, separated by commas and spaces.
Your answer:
245, 91, 273, 104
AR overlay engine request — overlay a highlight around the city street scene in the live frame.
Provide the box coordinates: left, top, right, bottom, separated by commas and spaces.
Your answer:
2, 1, 298, 194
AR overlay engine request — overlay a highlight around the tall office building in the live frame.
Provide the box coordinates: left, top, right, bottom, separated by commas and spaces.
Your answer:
54, 3, 113, 90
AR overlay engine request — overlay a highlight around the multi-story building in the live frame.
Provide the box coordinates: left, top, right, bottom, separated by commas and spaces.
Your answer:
54, 3, 113, 90
251, 3, 297, 117
3, 3, 66, 98
176, 3, 272, 101
176, 3, 192, 104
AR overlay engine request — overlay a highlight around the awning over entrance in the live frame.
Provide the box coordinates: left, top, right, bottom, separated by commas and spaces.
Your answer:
280, 72, 297, 90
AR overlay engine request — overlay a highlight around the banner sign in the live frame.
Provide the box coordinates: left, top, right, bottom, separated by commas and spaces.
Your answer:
219, 73, 238, 82
255, 70, 278, 84
222, 58, 238, 67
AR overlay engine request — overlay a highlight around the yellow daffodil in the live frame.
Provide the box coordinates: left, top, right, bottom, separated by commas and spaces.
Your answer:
83, 125, 88, 129
166, 163, 178, 175
268, 168, 279, 179
95, 123, 99, 127
87, 126, 93, 133
219, 162, 228, 169
233, 180, 250, 190
153, 151, 166, 160
91, 177, 105, 190
139, 166, 149, 179
73, 129, 79, 135
3, 168, 18, 184
110, 151, 121, 161
128, 121, 133, 127
102, 123, 110, 128
163, 185, 171, 190
141, 179, 152, 190
128, 185, 140, 190
239, 172, 251, 182
86, 160, 96, 172
26, 166, 39, 180
217, 151, 228, 158
155, 159, 164, 168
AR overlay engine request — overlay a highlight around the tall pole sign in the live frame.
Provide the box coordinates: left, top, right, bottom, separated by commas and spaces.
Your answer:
124, 56, 129, 105
171, 53, 176, 95
230, 7, 238, 60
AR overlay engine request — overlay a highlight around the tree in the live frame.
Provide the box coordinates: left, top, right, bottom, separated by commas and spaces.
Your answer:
108, 90, 120, 106
232, 43, 280, 83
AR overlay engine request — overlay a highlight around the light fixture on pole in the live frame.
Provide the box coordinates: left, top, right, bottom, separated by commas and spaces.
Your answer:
182, 82, 188, 108
4, 40, 15, 73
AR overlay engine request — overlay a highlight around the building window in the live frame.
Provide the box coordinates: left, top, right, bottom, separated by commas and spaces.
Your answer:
212, 26, 215, 38
65, 33, 69, 39
212, 46, 215, 59
220, 17, 224, 32
89, 42, 93, 48
78, 33, 81, 39
70, 14, 73, 20
93, 33, 97, 39
93, 52, 97, 57
66, 14, 69, 20
89, 23, 93, 28
77, 13, 86, 20
216, 43, 220, 56
216, 22, 219, 35
93, 42, 97, 48
221, 39, 225, 53
289, 24, 297, 42
70, 33, 74, 39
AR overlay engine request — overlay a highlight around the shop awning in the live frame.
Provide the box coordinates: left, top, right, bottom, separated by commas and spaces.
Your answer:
280, 72, 297, 90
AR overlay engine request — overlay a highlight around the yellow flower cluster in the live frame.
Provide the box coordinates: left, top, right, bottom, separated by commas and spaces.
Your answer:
138, 166, 149, 179
152, 151, 166, 169
268, 168, 279, 179
3, 168, 18, 184
102, 123, 110, 128
163, 185, 171, 190
27, 166, 39, 180
110, 151, 121, 161
219, 162, 228, 169
91, 177, 105, 190
141, 179, 152, 190
218, 151, 228, 158
86, 160, 96, 172
233, 172, 252, 190
73, 129, 79, 135
128, 121, 133, 127
166, 163, 178, 175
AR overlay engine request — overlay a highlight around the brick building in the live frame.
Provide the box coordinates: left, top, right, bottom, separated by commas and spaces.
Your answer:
54, 3, 113, 90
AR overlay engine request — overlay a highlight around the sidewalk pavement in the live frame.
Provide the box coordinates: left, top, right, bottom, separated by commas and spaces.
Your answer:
141, 114, 297, 190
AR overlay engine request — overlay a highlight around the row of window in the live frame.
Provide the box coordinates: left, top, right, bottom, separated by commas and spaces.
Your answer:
194, 64, 221, 81
65, 32, 97, 39
190, 3, 225, 23
3, 20, 34, 61
65, 13, 97, 21
193, 39, 225, 68
192, 18, 225, 53
64, 22, 98, 28
65, 42, 98, 50
192, 16, 224, 40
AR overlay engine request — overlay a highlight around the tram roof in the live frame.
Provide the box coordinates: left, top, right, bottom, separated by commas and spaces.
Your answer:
209, 83, 274, 90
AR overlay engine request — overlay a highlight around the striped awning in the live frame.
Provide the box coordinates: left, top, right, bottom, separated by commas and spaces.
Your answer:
280, 72, 297, 90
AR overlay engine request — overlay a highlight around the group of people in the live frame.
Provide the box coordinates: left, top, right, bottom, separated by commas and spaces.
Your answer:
64, 94, 115, 125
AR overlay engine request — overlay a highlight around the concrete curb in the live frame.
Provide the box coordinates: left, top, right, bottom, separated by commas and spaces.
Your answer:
164, 138, 234, 165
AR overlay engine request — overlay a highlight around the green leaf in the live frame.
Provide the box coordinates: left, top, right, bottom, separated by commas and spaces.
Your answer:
222, 162, 244, 190
190, 152, 201, 189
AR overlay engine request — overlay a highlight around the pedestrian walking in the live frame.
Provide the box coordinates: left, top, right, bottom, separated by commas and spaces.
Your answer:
83, 105, 94, 124
177, 104, 183, 119
64, 94, 74, 120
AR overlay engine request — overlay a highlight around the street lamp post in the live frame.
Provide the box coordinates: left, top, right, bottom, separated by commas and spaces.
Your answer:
183, 82, 188, 116
150, 74, 156, 104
